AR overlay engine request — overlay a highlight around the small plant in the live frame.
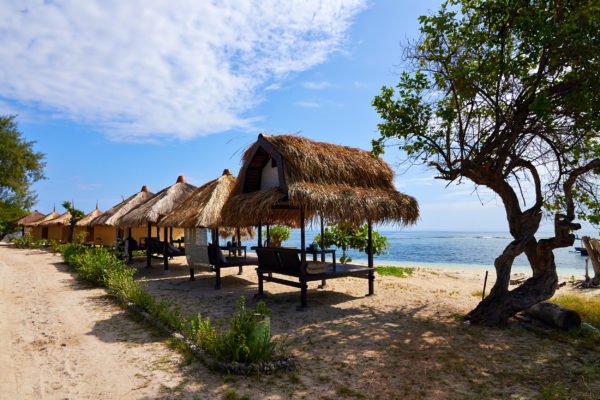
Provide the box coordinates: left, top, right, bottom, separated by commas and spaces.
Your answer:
376, 266, 414, 278
315, 222, 389, 264
267, 225, 291, 247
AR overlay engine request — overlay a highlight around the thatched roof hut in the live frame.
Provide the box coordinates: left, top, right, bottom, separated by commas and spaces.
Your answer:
28, 209, 61, 227
91, 186, 154, 227
76, 206, 103, 227
221, 134, 419, 227
119, 176, 196, 227
159, 170, 255, 240
38, 211, 71, 227
13, 210, 46, 227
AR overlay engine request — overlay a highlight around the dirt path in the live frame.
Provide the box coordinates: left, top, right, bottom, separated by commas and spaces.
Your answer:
0, 243, 189, 400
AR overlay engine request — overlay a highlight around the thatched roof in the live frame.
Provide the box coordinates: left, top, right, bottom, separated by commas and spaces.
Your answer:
13, 210, 45, 226
91, 186, 154, 227
221, 134, 419, 226
38, 211, 71, 227
28, 210, 61, 227
118, 176, 197, 227
76, 207, 103, 227
159, 170, 255, 238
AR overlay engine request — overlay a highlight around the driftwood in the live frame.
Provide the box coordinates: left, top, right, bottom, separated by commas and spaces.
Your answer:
525, 302, 581, 330
582, 237, 600, 285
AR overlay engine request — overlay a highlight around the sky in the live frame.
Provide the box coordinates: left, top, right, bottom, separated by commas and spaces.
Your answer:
1, 0, 595, 234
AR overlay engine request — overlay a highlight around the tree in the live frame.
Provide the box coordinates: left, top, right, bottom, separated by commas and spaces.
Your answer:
0, 115, 45, 238
314, 222, 390, 264
371, 0, 600, 326
62, 201, 85, 243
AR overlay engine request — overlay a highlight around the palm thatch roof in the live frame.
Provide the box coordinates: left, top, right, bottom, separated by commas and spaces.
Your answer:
13, 210, 45, 226
118, 176, 197, 227
28, 210, 61, 227
221, 134, 419, 227
91, 186, 154, 227
159, 169, 255, 238
38, 211, 71, 227
76, 207, 103, 227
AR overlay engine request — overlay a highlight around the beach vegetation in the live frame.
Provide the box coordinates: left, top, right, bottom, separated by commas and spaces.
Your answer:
315, 222, 389, 263
550, 295, 600, 329
267, 224, 291, 247
61, 201, 85, 243
372, 0, 600, 325
376, 266, 414, 278
0, 115, 46, 240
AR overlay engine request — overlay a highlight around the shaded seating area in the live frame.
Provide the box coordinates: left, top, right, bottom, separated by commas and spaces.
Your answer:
221, 134, 419, 308
207, 242, 258, 289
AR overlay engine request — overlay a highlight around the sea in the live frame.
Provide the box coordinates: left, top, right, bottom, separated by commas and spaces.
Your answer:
236, 230, 593, 278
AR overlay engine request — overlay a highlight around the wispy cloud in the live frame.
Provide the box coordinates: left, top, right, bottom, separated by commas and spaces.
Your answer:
296, 101, 321, 108
0, 1, 367, 141
302, 81, 331, 90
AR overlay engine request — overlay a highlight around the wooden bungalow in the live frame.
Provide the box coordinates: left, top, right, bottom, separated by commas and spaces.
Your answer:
37, 211, 71, 243
13, 210, 46, 236
159, 169, 256, 286
221, 134, 419, 308
74, 204, 103, 245
90, 186, 155, 248
119, 176, 196, 269
26, 207, 60, 241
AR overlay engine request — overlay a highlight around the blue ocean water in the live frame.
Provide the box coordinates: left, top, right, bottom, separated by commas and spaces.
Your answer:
238, 230, 591, 278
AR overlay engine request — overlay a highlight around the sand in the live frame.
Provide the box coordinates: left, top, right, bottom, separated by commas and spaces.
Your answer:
1, 242, 598, 399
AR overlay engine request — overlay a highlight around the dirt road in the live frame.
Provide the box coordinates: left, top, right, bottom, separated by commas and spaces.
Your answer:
0, 243, 188, 399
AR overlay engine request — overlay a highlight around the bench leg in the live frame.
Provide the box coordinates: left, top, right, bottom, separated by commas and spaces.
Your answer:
297, 279, 308, 310
189, 268, 195, 281
367, 271, 375, 296
238, 265, 243, 275
254, 270, 265, 299
318, 279, 328, 289
215, 267, 221, 290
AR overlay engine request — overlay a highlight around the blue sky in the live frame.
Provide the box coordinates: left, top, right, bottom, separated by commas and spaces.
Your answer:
1, 1, 593, 233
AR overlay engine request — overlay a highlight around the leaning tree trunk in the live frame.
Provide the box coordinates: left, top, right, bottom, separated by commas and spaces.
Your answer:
68, 222, 75, 243
582, 237, 600, 285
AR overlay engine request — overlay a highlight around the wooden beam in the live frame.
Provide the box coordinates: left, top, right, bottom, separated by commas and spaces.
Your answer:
127, 228, 133, 264
300, 209, 306, 263
146, 222, 152, 268
258, 222, 262, 248
367, 221, 374, 295
163, 227, 169, 271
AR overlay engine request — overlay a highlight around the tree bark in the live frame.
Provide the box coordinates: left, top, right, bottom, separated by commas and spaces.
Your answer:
525, 302, 581, 330
582, 237, 600, 285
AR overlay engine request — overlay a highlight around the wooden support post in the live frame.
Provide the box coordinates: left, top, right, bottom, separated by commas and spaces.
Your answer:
156, 225, 160, 241
169, 227, 173, 243
215, 266, 221, 289
258, 222, 262, 248
300, 209, 306, 263
367, 220, 374, 296
236, 228, 241, 256
146, 223, 152, 268
127, 228, 133, 264
298, 208, 308, 309
215, 228, 220, 246
266, 224, 270, 247
163, 227, 168, 271
189, 268, 195, 281
319, 214, 327, 289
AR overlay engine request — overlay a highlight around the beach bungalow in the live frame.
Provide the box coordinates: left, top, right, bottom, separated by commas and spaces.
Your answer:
159, 169, 256, 286
74, 204, 103, 245
26, 207, 60, 241
119, 176, 196, 269
13, 210, 46, 236
221, 134, 419, 308
37, 211, 71, 243
90, 186, 155, 248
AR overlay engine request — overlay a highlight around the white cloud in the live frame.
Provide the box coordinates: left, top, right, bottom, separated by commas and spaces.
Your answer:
295, 101, 321, 108
0, 0, 367, 141
302, 81, 331, 89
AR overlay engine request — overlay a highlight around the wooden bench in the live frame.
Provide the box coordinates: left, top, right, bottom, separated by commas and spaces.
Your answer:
255, 247, 375, 308
207, 243, 258, 289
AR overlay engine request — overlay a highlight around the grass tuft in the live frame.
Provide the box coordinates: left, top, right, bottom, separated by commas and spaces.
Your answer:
376, 266, 414, 278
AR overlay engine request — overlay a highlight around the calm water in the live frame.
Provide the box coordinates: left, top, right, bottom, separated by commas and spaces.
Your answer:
237, 230, 591, 278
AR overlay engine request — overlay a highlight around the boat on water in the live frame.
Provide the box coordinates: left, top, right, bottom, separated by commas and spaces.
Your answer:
574, 236, 589, 256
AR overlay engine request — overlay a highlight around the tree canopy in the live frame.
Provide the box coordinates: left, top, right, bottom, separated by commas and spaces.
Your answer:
0, 115, 45, 235
371, 0, 600, 325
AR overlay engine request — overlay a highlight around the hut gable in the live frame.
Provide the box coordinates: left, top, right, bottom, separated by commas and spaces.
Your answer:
239, 137, 287, 194
91, 186, 154, 227
30, 211, 61, 227
14, 210, 46, 226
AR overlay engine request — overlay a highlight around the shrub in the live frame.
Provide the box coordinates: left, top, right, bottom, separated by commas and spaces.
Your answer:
376, 266, 414, 278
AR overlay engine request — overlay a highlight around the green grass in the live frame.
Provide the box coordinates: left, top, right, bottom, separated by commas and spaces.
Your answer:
376, 266, 414, 278
550, 295, 600, 328
336, 385, 366, 398
471, 291, 488, 298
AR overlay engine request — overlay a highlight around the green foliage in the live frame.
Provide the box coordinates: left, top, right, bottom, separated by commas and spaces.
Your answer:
267, 224, 291, 247
61, 201, 86, 243
314, 222, 389, 264
371, 0, 600, 230
0, 115, 46, 237
376, 266, 414, 278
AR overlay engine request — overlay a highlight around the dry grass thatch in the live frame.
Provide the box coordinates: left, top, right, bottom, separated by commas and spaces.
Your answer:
13, 211, 46, 226
118, 176, 196, 227
76, 208, 103, 227
38, 212, 71, 227
221, 134, 419, 227
159, 170, 255, 239
217, 226, 256, 241
28, 211, 61, 227
91, 186, 154, 227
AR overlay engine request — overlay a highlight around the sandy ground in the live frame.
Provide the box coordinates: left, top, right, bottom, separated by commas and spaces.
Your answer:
1, 242, 598, 399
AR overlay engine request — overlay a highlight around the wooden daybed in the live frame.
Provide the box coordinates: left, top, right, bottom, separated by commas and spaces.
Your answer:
207, 243, 258, 289
255, 247, 374, 308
